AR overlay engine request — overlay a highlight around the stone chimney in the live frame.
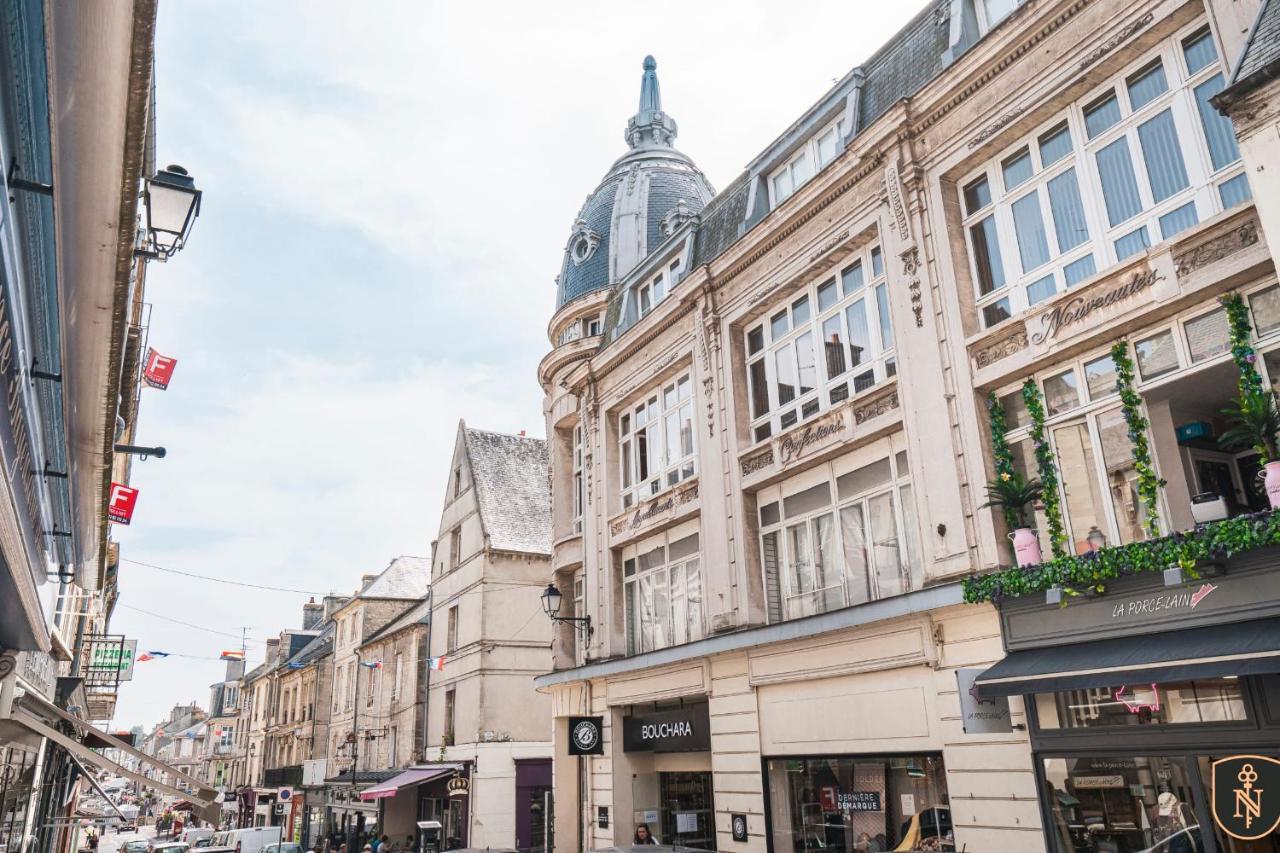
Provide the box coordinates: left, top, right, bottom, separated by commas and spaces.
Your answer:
265, 637, 280, 666
224, 658, 246, 681
360, 574, 378, 590
323, 594, 351, 621
302, 597, 323, 630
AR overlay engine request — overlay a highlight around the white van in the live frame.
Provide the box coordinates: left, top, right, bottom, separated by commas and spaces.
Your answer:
207, 827, 282, 853
180, 829, 215, 847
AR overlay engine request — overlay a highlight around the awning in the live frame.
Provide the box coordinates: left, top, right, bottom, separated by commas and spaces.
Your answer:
359, 765, 462, 801
69, 753, 126, 820
976, 617, 1280, 698
7, 690, 220, 823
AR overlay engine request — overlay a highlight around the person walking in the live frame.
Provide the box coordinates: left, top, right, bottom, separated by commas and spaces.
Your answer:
633, 824, 658, 845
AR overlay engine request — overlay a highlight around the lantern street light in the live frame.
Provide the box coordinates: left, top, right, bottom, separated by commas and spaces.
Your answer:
540, 583, 592, 641
137, 164, 202, 261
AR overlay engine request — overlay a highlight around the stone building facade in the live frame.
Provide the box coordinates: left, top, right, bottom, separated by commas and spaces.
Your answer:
536, 2, 1276, 852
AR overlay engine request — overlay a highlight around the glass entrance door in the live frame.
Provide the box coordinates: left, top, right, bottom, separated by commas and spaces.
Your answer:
659, 772, 716, 850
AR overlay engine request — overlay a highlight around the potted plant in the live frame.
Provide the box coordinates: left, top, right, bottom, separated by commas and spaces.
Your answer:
981, 471, 1045, 567
1219, 391, 1280, 507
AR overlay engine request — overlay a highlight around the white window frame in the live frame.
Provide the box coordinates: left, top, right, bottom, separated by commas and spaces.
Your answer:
572, 569, 585, 662
623, 529, 703, 655
558, 313, 604, 345
976, 0, 1022, 32
572, 424, 584, 533
768, 115, 844, 208
744, 242, 894, 443
961, 21, 1248, 330
617, 372, 696, 508
758, 451, 918, 622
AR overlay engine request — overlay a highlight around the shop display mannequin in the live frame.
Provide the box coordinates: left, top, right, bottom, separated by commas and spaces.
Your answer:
1151, 792, 1194, 853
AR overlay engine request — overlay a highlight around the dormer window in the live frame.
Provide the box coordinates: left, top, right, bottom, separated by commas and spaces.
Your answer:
567, 218, 601, 266
638, 270, 668, 318
768, 116, 843, 209
978, 0, 1020, 31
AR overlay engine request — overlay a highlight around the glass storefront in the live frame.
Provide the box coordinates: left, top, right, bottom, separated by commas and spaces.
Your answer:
766, 754, 951, 852
0, 745, 38, 853
658, 773, 715, 850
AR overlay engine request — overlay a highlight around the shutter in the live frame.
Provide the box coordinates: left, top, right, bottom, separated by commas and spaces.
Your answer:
762, 531, 782, 624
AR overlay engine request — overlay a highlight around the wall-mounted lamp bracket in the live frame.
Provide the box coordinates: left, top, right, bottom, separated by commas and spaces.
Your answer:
7, 157, 52, 198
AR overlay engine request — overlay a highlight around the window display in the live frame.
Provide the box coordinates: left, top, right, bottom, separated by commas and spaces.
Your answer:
767, 755, 950, 852
1034, 678, 1248, 729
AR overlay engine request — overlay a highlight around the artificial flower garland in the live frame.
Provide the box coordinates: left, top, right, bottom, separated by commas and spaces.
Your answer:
962, 508, 1280, 603
1222, 291, 1270, 461
1110, 340, 1165, 538
1022, 378, 1067, 557
985, 392, 1021, 529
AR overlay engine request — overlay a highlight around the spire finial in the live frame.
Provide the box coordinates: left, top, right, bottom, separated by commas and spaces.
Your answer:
627, 54, 677, 150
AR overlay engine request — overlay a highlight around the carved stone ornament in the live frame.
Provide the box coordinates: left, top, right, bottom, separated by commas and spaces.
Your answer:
661, 199, 698, 237
694, 298, 717, 438
1174, 221, 1259, 278
885, 164, 911, 240
853, 390, 899, 425
567, 218, 601, 267
1080, 13, 1154, 71
974, 327, 1029, 368
610, 481, 700, 536
740, 448, 774, 478
902, 248, 924, 328
968, 106, 1028, 149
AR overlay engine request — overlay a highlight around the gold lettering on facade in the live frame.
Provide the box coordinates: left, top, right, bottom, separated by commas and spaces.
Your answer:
777, 416, 846, 466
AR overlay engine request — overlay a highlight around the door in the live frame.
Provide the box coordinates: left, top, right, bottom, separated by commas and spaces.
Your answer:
659, 772, 716, 850
515, 759, 553, 853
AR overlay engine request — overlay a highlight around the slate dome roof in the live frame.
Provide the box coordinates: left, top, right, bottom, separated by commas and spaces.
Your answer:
555, 56, 715, 310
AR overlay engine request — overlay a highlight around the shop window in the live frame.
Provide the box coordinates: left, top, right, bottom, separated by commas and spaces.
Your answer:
1184, 308, 1230, 363
1135, 330, 1179, 379
1042, 755, 1207, 853
744, 242, 893, 442
766, 755, 950, 853
623, 532, 703, 655
961, 22, 1245, 329
759, 451, 919, 622
618, 373, 695, 508
1034, 678, 1247, 730
1252, 284, 1280, 338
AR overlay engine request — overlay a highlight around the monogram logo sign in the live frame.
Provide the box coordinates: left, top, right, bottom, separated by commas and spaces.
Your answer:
1213, 755, 1280, 841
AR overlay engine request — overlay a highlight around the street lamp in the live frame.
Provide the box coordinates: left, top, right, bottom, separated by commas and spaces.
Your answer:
540, 583, 592, 641
114, 443, 167, 460
137, 164, 202, 261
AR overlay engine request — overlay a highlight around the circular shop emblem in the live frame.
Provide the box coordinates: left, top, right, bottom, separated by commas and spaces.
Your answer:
572, 719, 600, 752
732, 815, 747, 839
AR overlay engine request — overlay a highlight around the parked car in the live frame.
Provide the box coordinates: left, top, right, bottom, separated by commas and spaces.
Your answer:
181, 829, 215, 847
206, 826, 282, 853
149, 844, 190, 853
261, 843, 304, 853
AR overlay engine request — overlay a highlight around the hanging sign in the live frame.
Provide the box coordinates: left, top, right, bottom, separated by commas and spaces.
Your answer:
568, 717, 604, 756
108, 483, 139, 524
88, 639, 138, 681
143, 349, 178, 390
956, 668, 1012, 733
446, 776, 469, 798
1212, 755, 1280, 841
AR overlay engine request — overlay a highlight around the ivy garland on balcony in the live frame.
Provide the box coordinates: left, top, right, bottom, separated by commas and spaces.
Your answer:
962, 508, 1280, 603
1110, 340, 1165, 538
985, 392, 1021, 529
1021, 379, 1067, 558
1222, 291, 1270, 461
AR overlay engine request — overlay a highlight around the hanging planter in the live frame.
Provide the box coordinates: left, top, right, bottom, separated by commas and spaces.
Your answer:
984, 394, 1044, 566
1219, 293, 1280, 507
1022, 380, 1068, 558
1110, 341, 1165, 536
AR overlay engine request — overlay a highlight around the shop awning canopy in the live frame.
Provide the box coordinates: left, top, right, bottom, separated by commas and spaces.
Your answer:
70, 753, 126, 821
359, 765, 462, 801
975, 616, 1280, 698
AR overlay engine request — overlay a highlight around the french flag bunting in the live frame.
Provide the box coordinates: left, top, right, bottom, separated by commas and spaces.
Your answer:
428, 656, 445, 671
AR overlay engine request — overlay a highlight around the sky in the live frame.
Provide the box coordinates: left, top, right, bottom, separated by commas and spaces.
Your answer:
109, 0, 922, 729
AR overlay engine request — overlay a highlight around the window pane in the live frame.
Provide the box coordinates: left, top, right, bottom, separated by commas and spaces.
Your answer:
1126, 60, 1168, 110
871, 246, 884, 277
869, 491, 906, 598
772, 172, 791, 202
1046, 167, 1090, 252
1115, 226, 1151, 261
1251, 285, 1280, 337
1095, 137, 1143, 225
817, 278, 838, 312
791, 152, 812, 185
1041, 755, 1205, 853
969, 215, 1006, 295
1063, 254, 1096, 287
1038, 122, 1073, 166
817, 128, 838, 166
684, 560, 703, 642
1037, 678, 1246, 730
1043, 369, 1081, 415
1185, 309, 1230, 363
1011, 191, 1051, 272
775, 344, 797, 406
785, 521, 814, 619
1219, 172, 1252, 208
1135, 330, 1179, 379
964, 175, 992, 214
791, 295, 811, 326
749, 359, 770, 419
1182, 27, 1218, 74
982, 297, 1012, 328
1084, 354, 1117, 399
1053, 421, 1107, 552
841, 262, 866, 298
1002, 147, 1034, 190
821, 314, 848, 379
747, 325, 764, 355
845, 299, 871, 366
812, 513, 841, 615
1084, 91, 1122, 138
1137, 110, 1190, 202
1158, 201, 1199, 240
795, 331, 817, 396
665, 411, 680, 470
1098, 406, 1151, 544
875, 283, 892, 350
898, 483, 921, 591
983, 0, 1018, 25
839, 504, 871, 606
1027, 274, 1056, 306
770, 310, 789, 341
836, 458, 893, 499
999, 389, 1029, 429
1194, 73, 1240, 170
